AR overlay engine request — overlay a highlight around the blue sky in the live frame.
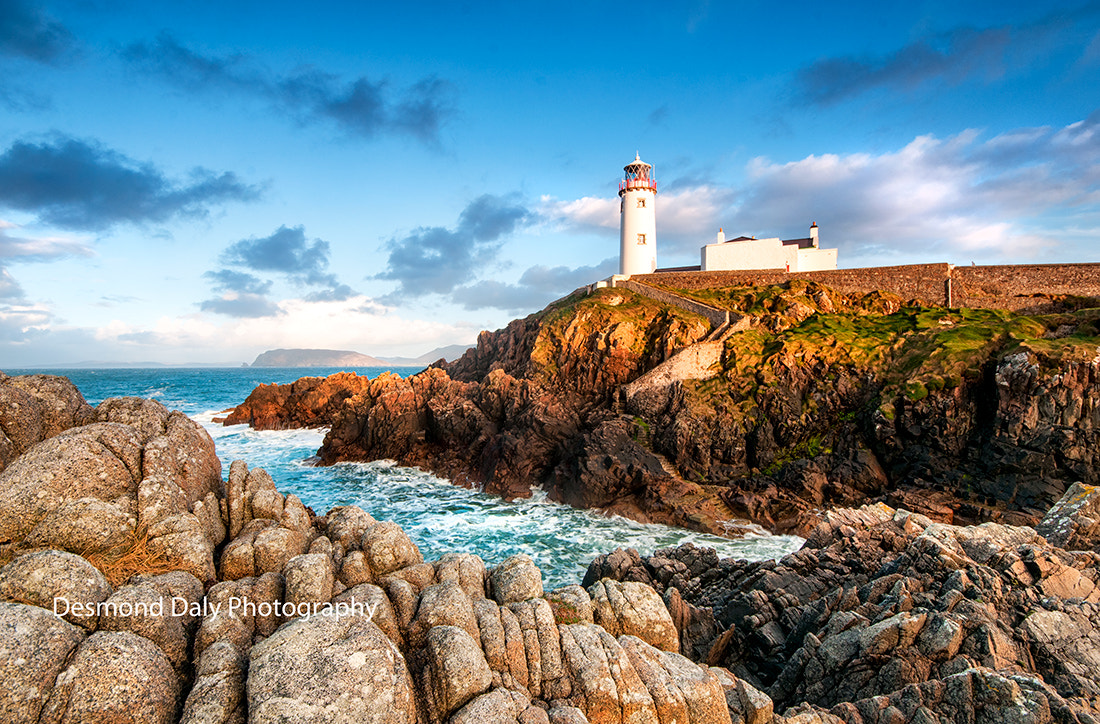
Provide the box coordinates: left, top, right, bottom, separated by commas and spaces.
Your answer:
1, 0, 1099, 365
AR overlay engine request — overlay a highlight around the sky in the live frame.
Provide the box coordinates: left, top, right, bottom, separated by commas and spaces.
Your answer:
1, 0, 1099, 366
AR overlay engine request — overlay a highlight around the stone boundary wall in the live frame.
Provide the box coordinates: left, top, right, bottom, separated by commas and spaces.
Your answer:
635, 264, 952, 306
613, 279, 729, 328
629, 262, 1100, 312
953, 263, 1100, 311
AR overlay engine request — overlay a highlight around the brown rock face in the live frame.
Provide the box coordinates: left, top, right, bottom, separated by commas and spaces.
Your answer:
223, 289, 729, 529
220, 371, 375, 430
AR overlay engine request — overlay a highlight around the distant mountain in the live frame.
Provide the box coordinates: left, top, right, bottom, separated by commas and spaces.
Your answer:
376, 344, 474, 366
250, 349, 386, 367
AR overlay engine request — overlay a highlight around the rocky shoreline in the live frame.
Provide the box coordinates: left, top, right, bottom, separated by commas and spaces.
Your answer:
222, 281, 1100, 539
2, 372, 1099, 723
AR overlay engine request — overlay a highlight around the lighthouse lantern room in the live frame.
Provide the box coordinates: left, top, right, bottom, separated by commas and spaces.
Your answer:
619, 154, 657, 275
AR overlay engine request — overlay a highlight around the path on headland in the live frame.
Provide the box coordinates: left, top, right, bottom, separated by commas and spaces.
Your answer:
602, 277, 752, 415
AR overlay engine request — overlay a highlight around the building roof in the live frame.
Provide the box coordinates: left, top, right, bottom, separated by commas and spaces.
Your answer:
717, 235, 814, 248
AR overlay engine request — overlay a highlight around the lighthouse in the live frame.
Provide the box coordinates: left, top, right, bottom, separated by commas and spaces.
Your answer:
619, 154, 657, 275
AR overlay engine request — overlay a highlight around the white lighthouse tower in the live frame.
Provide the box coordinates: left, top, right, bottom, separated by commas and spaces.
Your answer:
619, 154, 657, 275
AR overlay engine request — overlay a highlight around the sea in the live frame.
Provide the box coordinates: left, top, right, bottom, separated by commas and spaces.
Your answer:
7, 366, 804, 589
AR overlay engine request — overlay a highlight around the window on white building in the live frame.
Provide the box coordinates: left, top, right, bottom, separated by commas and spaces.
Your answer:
637, 199, 646, 208
637, 233, 646, 244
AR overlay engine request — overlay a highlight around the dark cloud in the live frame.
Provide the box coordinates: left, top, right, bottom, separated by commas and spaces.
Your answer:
203, 269, 272, 295
647, 104, 670, 126
0, 0, 75, 63
451, 258, 616, 312
0, 136, 259, 230
124, 33, 454, 144
202, 225, 355, 317
199, 294, 281, 318
219, 225, 334, 285
795, 27, 1009, 105
793, 7, 1100, 106
376, 194, 529, 301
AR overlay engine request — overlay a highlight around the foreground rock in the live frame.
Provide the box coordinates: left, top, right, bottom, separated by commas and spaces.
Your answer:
3, 374, 1098, 723
0, 392, 224, 583
0, 373, 96, 473
589, 491, 1100, 722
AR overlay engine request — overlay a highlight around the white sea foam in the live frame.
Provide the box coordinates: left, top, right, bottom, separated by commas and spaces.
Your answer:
200, 420, 804, 589
16, 367, 802, 590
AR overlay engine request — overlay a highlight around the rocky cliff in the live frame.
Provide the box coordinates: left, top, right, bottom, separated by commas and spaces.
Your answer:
224, 280, 1100, 537
1, 372, 1098, 723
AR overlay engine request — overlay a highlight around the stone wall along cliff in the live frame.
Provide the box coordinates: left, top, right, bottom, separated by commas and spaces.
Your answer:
637, 261, 1100, 313
636, 264, 953, 307
953, 262, 1100, 311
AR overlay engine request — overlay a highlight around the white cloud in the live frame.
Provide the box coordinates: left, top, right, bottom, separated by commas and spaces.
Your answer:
91, 295, 471, 359
0, 302, 52, 341
538, 185, 737, 256
0, 227, 93, 260
538, 195, 617, 233
539, 114, 1100, 267
733, 126, 1096, 261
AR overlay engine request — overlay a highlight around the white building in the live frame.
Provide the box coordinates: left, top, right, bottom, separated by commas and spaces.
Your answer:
618, 154, 657, 275
610, 153, 838, 277
700, 223, 837, 272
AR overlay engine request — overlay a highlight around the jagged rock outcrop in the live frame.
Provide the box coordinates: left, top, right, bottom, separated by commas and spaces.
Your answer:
1036, 482, 1100, 553
225, 289, 742, 530
589, 493, 1100, 722
219, 371, 376, 429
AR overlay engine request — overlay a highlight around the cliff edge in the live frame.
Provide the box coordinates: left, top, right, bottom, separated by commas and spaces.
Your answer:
224, 280, 1100, 537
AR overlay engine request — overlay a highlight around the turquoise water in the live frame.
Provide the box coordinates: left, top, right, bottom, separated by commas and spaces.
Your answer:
6, 367, 803, 588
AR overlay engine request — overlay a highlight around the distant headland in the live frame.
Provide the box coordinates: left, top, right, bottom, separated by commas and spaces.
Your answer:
247, 345, 473, 368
